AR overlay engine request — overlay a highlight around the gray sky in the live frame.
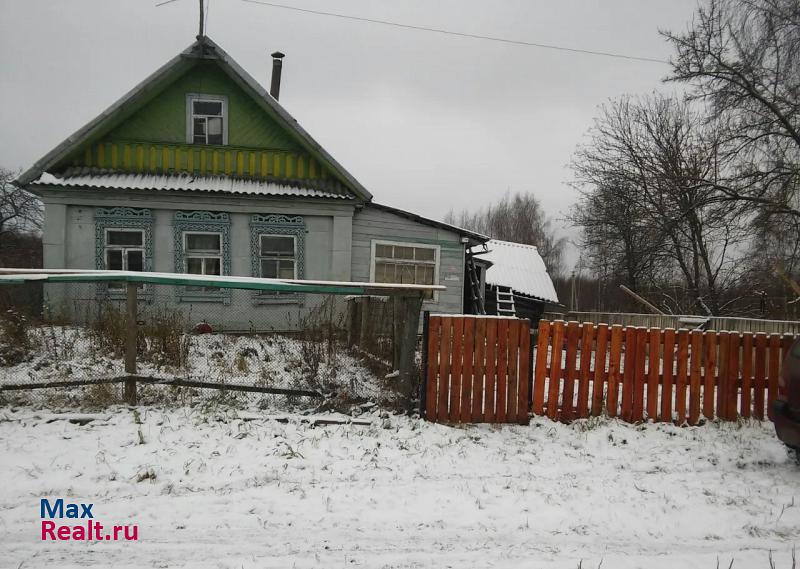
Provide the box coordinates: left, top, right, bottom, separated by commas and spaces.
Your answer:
0, 0, 699, 266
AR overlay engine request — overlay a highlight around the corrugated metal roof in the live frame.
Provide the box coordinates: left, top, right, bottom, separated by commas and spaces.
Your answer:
33, 168, 352, 199
477, 239, 559, 304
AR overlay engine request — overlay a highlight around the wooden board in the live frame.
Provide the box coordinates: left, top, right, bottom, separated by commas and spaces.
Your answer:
593, 324, 610, 416
532, 320, 550, 415
689, 330, 703, 425
577, 322, 594, 418
425, 316, 441, 421
647, 328, 660, 420
702, 331, 717, 421
661, 329, 676, 422
547, 321, 565, 421
753, 333, 767, 420
449, 318, 464, 422
472, 318, 487, 422
516, 320, 532, 424
561, 322, 580, 422
485, 319, 498, 423
740, 333, 753, 418
675, 330, 689, 424
460, 318, 475, 423
496, 319, 509, 423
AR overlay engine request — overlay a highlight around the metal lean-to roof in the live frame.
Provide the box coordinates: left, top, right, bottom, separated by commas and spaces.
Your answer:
476, 239, 559, 304
15, 36, 372, 202
33, 168, 353, 200
0, 268, 444, 296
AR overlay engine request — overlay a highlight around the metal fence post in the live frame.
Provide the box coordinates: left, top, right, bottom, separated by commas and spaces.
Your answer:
124, 282, 138, 405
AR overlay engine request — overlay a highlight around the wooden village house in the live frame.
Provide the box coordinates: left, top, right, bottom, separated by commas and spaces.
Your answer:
16, 36, 558, 330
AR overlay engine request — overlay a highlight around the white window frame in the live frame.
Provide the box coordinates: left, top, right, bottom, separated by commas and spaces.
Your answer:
186, 93, 229, 146
258, 234, 297, 280
369, 239, 441, 302
183, 230, 223, 278
104, 228, 145, 290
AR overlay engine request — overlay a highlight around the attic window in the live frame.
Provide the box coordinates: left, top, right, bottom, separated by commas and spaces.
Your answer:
186, 94, 228, 145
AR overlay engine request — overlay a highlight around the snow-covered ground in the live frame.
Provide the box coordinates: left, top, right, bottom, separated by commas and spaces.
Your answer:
1, 407, 798, 569
0, 326, 391, 403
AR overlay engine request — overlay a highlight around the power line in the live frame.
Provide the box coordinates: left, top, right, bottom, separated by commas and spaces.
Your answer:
241, 0, 667, 64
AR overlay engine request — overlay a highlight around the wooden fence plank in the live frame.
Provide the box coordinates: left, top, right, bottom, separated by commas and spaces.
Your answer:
472, 318, 487, 422
484, 319, 498, 422
741, 333, 753, 418
561, 322, 580, 422
425, 316, 441, 421
547, 321, 565, 420
781, 334, 795, 399
506, 320, 521, 422
661, 328, 676, 422
647, 328, 660, 421
632, 328, 648, 422
767, 334, 781, 421
675, 330, 689, 424
717, 332, 730, 421
436, 317, 452, 423
449, 318, 464, 422
689, 330, 703, 425
754, 333, 767, 420
460, 318, 475, 423
621, 327, 637, 421
606, 325, 623, 418
703, 332, 717, 421
726, 333, 740, 421
496, 319, 510, 423
517, 321, 531, 424
532, 320, 550, 415
577, 322, 594, 418
592, 324, 610, 416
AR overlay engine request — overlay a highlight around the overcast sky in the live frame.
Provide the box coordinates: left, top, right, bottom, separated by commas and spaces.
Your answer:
0, 0, 699, 266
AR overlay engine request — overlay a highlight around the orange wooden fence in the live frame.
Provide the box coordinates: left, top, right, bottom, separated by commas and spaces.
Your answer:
533, 320, 796, 424
424, 315, 531, 424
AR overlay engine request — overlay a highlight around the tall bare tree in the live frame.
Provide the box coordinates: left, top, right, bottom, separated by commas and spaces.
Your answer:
0, 168, 42, 244
663, 0, 800, 219
570, 94, 748, 314
445, 191, 566, 277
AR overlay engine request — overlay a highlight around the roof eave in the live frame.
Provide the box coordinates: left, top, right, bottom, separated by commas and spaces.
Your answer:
367, 202, 489, 244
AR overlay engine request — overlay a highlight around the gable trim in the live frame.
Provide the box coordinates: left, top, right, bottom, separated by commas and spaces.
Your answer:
16, 36, 372, 202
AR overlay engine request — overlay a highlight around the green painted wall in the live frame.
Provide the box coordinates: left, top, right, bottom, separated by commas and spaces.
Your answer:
105, 62, 302, 151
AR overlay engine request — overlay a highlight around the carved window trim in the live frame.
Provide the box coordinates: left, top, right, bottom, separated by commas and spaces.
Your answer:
173, 211, 231, 303
249, 214, 305, 304
94, 207, 154, 299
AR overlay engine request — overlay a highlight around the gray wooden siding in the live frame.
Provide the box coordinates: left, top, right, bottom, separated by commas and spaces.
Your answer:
351, 205, 466, 315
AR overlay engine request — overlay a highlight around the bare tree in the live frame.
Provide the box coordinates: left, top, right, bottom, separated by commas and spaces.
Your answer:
0, 168, 42, 244
663, 0, 800, 219
570, 94, 748, 314
445, 191, 566, 277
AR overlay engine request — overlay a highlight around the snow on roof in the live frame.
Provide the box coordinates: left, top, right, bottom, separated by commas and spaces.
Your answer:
477, 239, 559, 304
33, 169, 352, 200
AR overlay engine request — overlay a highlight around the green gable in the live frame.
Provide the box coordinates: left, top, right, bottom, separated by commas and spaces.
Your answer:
20, 37, 372, 201
104, 62, 302, 151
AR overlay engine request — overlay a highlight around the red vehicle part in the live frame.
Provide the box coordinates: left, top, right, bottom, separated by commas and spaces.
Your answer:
772, 337, 800, 450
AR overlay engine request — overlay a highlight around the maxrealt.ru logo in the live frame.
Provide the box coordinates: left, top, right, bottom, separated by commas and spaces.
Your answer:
40, 499, 139, 541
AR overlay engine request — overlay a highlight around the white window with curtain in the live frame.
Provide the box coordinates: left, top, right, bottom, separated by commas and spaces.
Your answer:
370, 240, 440, 300
186, 94, 228, 145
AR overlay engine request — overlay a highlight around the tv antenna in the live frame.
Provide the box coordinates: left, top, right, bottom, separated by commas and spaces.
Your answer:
155, 0, 208, 39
